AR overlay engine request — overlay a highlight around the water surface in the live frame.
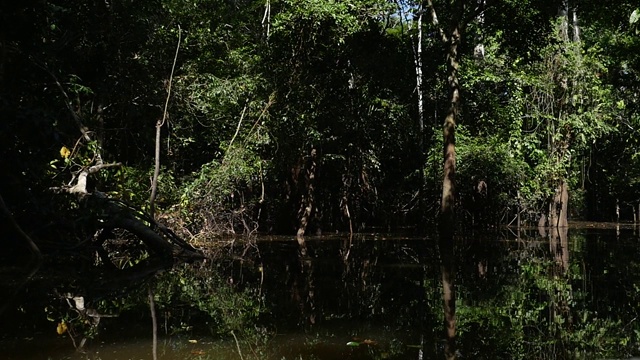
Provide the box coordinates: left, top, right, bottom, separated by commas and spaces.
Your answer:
1, 228, 639, 359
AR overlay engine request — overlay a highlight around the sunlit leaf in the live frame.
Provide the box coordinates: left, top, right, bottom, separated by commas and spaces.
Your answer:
59, 146, 71, 159
56, 321, 67, 335
630, 9, 640, 25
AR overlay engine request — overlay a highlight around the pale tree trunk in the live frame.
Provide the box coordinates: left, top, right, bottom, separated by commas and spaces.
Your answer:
150, 26, 181, 219
397, 0, 427, 227
473, 0, 486, 60
148, 29, 180, 360
149, 117, 162, 218
413, 5, 426, 223
340, 173, 353, 261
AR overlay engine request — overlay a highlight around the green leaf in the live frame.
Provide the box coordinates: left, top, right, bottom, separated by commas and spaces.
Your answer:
630, 9, 640, 25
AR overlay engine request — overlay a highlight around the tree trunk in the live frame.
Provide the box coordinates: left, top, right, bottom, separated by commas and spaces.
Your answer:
549, 180, 569, 228
149, 118, 163, 219
546, 1, 579, 229
148, 285, 158, 360
149, 26, 181, 219
296, 147, 317, 257
438, 12, 461, 246
428, 0, 464, 358
413, 5, 426, 227
549, 226, 571, 327
440, 240, 456, 360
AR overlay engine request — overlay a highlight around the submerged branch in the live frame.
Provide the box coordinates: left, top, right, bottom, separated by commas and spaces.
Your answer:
0, 193, 42, 259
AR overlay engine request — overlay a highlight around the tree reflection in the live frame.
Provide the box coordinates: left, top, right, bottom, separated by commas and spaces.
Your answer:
549, 226, 571, 329
290, 238, 317, 326
5, 231, 640, 359
439, 235, 456, 360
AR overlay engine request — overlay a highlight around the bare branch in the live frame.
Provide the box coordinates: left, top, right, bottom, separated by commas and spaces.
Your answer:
228, 100, 250, 149
150, 25, 182, 218
69, 162, 122, 195
0, 193, 41, 259
30, 59, 92, 142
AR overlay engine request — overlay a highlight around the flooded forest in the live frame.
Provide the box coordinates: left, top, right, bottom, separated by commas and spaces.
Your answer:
2, 0, 640, 359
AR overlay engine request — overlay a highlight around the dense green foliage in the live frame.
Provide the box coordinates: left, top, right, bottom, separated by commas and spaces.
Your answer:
1, 0, 640, 242
4, 4, 640, 359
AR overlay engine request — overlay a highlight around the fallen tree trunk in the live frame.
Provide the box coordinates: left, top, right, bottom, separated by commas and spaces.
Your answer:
90, 194, 204, 263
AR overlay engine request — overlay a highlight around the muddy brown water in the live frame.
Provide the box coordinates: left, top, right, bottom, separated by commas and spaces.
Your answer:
1, 228, 640, 359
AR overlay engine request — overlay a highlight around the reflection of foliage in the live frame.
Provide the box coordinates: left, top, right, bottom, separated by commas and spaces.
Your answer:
457, 251, 640, 360
154, 262, 264, 338
46, 296, 102, 350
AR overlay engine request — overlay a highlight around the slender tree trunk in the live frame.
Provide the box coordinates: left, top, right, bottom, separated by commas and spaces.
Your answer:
148, 285, 158, 360
296, 148, 317, 257
150, 26, 181, 219
414, 5, 426, 227
438, 11, 461, 245
341, 173, 354, 238
549, 226, 571, 330
150, 118, 162, 219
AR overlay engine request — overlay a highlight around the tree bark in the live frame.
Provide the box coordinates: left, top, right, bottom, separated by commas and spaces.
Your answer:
547, 1, 577, 229
413, 5, 426, 227
549, 180, 569, 228
150, 26, 181, 219
428, 1, 465, 358
296, 147, 317, 257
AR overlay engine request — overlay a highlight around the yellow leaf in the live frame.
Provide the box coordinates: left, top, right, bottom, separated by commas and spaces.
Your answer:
60, 146, 71, 159
56, 321, 67, 335
188, 339, 198, 344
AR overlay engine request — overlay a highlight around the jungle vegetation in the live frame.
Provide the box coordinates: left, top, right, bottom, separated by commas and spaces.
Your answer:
1, 2, 640, 359
1, 0, 639, 245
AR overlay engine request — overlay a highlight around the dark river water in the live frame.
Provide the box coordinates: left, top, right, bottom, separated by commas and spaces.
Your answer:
1, 226, 640, 359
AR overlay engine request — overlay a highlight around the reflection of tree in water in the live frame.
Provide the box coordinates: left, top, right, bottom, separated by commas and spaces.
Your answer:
549, 227, 571, 330
289, 250, 317, 327
438, 232, 456, 360
6, 230, 640, 358
453, 229, 640, 359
